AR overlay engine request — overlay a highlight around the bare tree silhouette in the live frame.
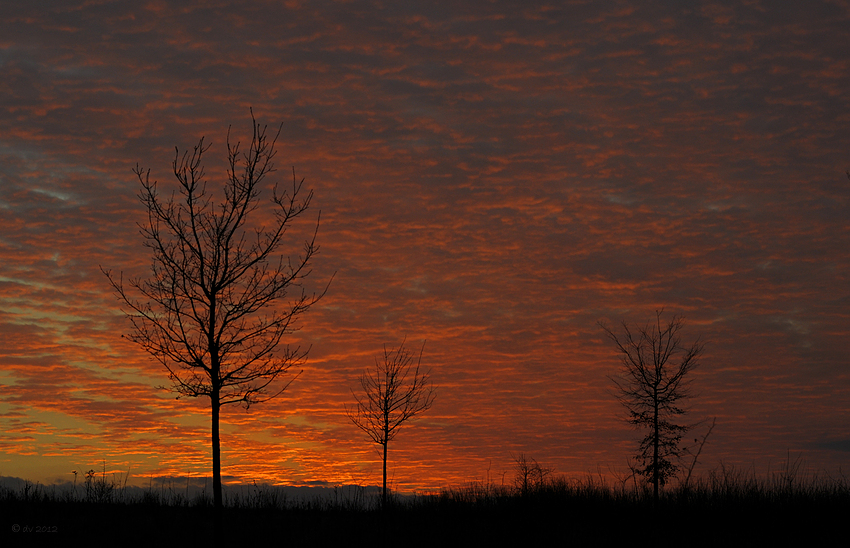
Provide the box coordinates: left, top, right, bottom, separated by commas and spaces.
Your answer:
600, 309, 704, 504
346, 339, 435, 506
512, 453, 553, 496
102, 111, 328, 511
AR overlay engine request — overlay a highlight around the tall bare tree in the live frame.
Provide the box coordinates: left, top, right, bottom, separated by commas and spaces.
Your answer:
346, 339, 435, 506
600, 310, 703, 504
103, 112, 328, 510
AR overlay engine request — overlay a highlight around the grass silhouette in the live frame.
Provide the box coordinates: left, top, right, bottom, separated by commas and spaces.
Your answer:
2, 460, 847, 546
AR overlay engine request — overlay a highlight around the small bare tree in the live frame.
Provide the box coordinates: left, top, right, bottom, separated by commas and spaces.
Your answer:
512, 453, 553, 496
103, 112, 328, 510
600, 309, 704, 504
346, 339, 435, 506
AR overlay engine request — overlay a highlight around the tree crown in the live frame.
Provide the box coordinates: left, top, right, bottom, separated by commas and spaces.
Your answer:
103, 112, 329, 409
346, 340, 436, 446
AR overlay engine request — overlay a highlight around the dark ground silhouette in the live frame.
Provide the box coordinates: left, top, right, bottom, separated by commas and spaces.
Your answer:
3, 472, 847, 547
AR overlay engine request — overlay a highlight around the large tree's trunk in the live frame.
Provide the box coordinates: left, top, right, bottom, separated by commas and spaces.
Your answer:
212, 391, 222, 510
210, 294, 222, 511
382, 409, 390, 508
211, 389, 222, 541
382, 441, 388, 507
653, 394, 659, 505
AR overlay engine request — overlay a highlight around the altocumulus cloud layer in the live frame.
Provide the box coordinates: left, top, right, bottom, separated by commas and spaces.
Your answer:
0, 0, 848, 489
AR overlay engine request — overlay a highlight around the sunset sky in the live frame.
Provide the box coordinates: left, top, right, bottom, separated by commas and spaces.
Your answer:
1, 0, 849, 492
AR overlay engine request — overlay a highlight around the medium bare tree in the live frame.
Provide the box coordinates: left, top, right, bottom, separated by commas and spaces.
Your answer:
346, 339, 435, 506
103, 112, 328, 510
600, 309, 704, 504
